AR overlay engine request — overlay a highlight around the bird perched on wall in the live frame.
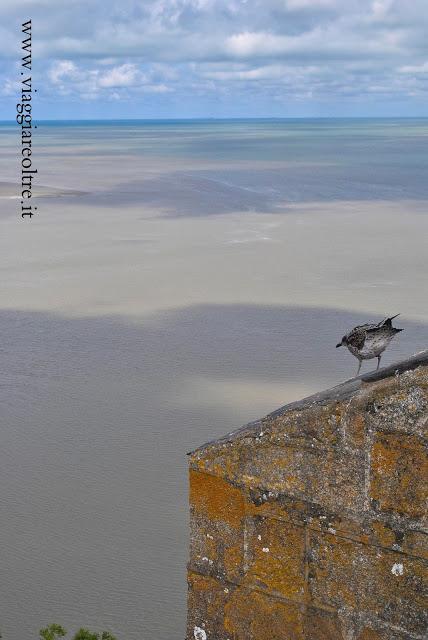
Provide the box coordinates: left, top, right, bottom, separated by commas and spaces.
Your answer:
336, 315, 403, 376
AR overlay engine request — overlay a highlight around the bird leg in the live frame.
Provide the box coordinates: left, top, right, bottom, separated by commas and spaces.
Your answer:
376, 355, 381, 371
356, 359, 362, 376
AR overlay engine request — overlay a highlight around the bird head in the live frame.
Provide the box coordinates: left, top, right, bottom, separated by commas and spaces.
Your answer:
336, 336, 347, 348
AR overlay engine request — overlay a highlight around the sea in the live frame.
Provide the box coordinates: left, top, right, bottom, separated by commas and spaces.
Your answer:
0, 119, 427, 639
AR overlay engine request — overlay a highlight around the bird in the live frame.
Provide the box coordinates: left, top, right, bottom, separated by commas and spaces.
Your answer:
336, 314, 403, 376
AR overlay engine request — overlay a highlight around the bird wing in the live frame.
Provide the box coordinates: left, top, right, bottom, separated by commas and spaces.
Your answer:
366, 326, 381, 335
354, 322, 377, 330
346, 326, 367, 350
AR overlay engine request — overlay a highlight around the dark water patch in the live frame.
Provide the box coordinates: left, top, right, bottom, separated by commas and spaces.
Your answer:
0, 305, 427, 639
74, 161, 428, 217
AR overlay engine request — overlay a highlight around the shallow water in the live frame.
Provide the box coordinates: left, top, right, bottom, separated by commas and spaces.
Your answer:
0, 119, 427, 639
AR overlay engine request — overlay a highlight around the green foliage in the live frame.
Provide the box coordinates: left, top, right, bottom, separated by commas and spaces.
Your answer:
72, 631, 116, 640
40, 625, 66, 640
73, 631, 99, 640
39, 626, 116, 640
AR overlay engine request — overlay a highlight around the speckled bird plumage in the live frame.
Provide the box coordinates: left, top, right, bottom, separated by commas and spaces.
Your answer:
336, 315, 403, 375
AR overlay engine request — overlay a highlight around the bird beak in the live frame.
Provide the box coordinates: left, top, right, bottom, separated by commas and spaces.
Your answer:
336, 342, 342, 348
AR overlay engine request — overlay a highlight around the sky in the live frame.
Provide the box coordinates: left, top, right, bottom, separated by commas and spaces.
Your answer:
0, 0, 427, 119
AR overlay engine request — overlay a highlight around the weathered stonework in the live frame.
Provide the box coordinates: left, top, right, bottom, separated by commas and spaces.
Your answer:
187, 352, 428, 640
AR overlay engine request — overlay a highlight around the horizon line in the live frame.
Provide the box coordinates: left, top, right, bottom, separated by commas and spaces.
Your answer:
1, 115, 427, 124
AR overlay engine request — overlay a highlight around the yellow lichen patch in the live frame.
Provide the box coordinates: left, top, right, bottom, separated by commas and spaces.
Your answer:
224, 587, 304, 640
370, 432, 428, 518
223, 541, 243, 582
189, 520, 219, 569
270, 402, 344, 447
402, 530, 428, 560
244, 518, 306, 602
188, 571, 217, 593
190, 441, 243, 484
345, 412, 366, 447
190, 470, 245, 529
245, 492, 307, 523
308, 532, 360, 610
303, 608, 344, 640
308, 530, 428, 634
370, 521, 396, 548
187, 571, 234, 639
371, 548, 428, 633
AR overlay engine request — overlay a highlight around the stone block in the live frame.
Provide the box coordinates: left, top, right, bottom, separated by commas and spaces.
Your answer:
370, 432, 428, 519
308, 531, 428, 634
243, 516, 306, 602
303, 607, 344, 640
224, 587, 305, 640
187, 572, 235, 640
189, 470, 246, 582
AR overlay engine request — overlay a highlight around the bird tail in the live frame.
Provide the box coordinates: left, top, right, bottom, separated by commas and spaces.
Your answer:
382, 314, 402, 331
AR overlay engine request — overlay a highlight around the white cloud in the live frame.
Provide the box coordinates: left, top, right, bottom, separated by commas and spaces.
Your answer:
98, 63, 141, 87
147, 83, 172, 92
49, 60, 79, 84
45, 59, 172, 99
286, 0, 338, 8
201, 63, 320, 81
399, 61, 428, 74
226, 32, 286, 58
1, 77, 20, 95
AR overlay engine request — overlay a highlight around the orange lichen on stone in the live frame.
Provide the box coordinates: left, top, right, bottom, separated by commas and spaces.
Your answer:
402, 530, 428, 560
223, 540, 244, 582
189, 469, 245, 528
370, 521, 396, 548
267, 402, 345, 448
187, 571, 234, 639
224, 587, 305, 640
345, 410, 366, 447
308, 532, 359, 609
308, 530, 428, 634
356, 627, 418, 640
188, 571, 215, 593
303, 608, 344, 640
190, 442, 242, 486
355, 627, 414, 640
243, 517, 306, 602
356, 629, 384, 640
370, 432, 428, 518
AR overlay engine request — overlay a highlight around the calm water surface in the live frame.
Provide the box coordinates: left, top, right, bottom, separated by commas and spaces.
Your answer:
0, 119, 427, 639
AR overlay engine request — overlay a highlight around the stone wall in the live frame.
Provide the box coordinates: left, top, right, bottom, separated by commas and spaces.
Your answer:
187, 352, 428, 640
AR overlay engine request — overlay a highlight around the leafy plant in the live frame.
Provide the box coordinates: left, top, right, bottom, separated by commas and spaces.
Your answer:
39, 625, 116, 640
39, 626, 66, 640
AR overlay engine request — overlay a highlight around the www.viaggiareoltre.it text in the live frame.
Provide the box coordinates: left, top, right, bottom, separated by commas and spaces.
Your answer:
17, 19, 37, 219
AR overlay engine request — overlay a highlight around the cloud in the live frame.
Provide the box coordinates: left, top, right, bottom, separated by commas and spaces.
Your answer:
226, 32, 288, 58
98, 63, 140, 87
1, 78, 20, 96
286, 0, 339, 9
49, 60, 79, 84
45, 60, 170, 100
399, 61, 428, 74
